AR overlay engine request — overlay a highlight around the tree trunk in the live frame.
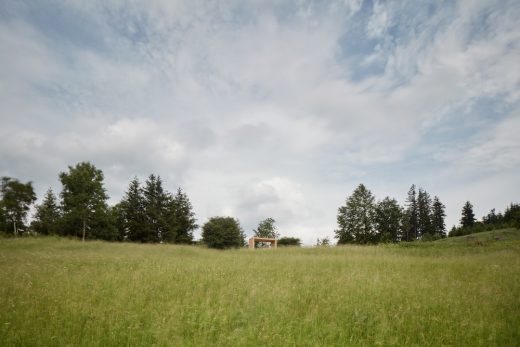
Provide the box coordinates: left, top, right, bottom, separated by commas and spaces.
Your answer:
13, 220, 17, 237
82, 218, 86, 242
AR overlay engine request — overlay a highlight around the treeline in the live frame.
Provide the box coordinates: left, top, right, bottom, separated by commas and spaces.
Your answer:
335, 184, 447, 244
448, 201, 520, 237
335, 183, 520, 244
1, 164, 518, 247
1, 162, 197, 244
0, 162, 300, 248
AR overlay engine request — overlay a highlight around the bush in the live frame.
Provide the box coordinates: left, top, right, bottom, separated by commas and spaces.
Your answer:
277, 237, 301, 247
201, 217, 245, 249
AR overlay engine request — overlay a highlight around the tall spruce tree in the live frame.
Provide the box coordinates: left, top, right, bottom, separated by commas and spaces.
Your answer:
119, 177, 147, 242
417, 188, 433, 237
59, 162, 116, 241
503, 203, 520, 228
335, 184, 377, 244
143, 174, 171, 243
460, 201, 476, 228
404, 184, 418, 241
164, 188, 197, 244
0, 177, 37, 235
431, 196, 446, 237
31, 188, 61, 235
375, 197, 403, 243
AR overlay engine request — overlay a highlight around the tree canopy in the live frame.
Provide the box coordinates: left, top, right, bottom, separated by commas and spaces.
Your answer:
202, 217, 245, 249
59, 162, 116, 241
0, 177, 36, 235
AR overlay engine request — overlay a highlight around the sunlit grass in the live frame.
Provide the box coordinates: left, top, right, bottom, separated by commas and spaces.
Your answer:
1, 231, 519, 346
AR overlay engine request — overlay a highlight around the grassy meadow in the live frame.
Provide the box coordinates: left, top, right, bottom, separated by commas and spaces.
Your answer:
1, 229, 519, 346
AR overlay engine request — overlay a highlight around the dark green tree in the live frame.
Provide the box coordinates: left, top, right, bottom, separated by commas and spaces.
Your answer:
431, 196, 446, 237
119, 177, 147, 242
31, 188, 61, 235
335, 184, 377, 244
375, 197, 403, 243
164, 188, 197, 244
0, 177, 37, 235
201, 216, 245, 249
460, 201, 476, 228
0, 200, 6, 232
482, 208, 502, 225
142, 174, 171, 243
110, 202, 126, 241
59, 162, 115, 241
404, 184, 418, 241
503, 203, 520, 228
277, 237, 301, 246
417, 188, 433, 237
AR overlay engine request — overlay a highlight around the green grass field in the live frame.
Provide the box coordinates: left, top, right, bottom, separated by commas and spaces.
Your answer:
1, 229, 519, 346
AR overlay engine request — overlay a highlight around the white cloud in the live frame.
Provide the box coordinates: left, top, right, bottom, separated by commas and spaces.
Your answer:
1, 0, 519, 244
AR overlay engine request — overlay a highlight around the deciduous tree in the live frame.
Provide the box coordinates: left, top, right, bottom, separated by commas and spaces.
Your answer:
253, 217, 279, 247
277, 237, 301, 246
0, 177, 37, 235
59, 162, 115, 241
202, 216, 245, 249
375, 197, 403, 243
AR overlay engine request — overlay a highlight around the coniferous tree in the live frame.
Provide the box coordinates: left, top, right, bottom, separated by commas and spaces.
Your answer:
110, 203, 126, 241
404, 184, 418, 241
460, 201, 476, 228
335, 184, 376, 244
483, 208, 501, 225
417, 188, 433, 237
431, 196, 446, 237
164, 188, 197, 244
119, 177, 147, 242
0, 200, 6, 232
503, 203, 520, 228
59, 162, 116, 241
143, 174, 171, 243
31, 188, 61, 235
375, 197, 403, 243
0, 177, 37, 235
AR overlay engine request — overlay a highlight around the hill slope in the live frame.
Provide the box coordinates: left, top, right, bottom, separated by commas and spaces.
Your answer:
1, 236, 519, 346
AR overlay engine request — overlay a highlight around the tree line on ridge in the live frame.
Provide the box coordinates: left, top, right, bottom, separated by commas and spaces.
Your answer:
1, 162, 519, 248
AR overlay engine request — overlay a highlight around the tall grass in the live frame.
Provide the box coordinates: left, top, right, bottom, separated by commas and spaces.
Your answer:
1, 231, 519, 346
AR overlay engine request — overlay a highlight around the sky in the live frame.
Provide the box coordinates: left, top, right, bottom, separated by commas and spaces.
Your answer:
1, 0, 519, 244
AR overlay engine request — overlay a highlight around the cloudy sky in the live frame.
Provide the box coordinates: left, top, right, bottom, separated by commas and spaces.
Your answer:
1, 0, 519, 244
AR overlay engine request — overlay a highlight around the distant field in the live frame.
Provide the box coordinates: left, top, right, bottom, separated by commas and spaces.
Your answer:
1, 230, 519, 346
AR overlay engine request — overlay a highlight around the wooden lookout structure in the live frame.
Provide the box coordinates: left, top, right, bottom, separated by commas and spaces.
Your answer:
248, 237, 277, 249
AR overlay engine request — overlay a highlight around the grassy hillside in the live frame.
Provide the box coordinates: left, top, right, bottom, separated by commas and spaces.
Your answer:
1, 232, 519, 346
437, 228, 520, 243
